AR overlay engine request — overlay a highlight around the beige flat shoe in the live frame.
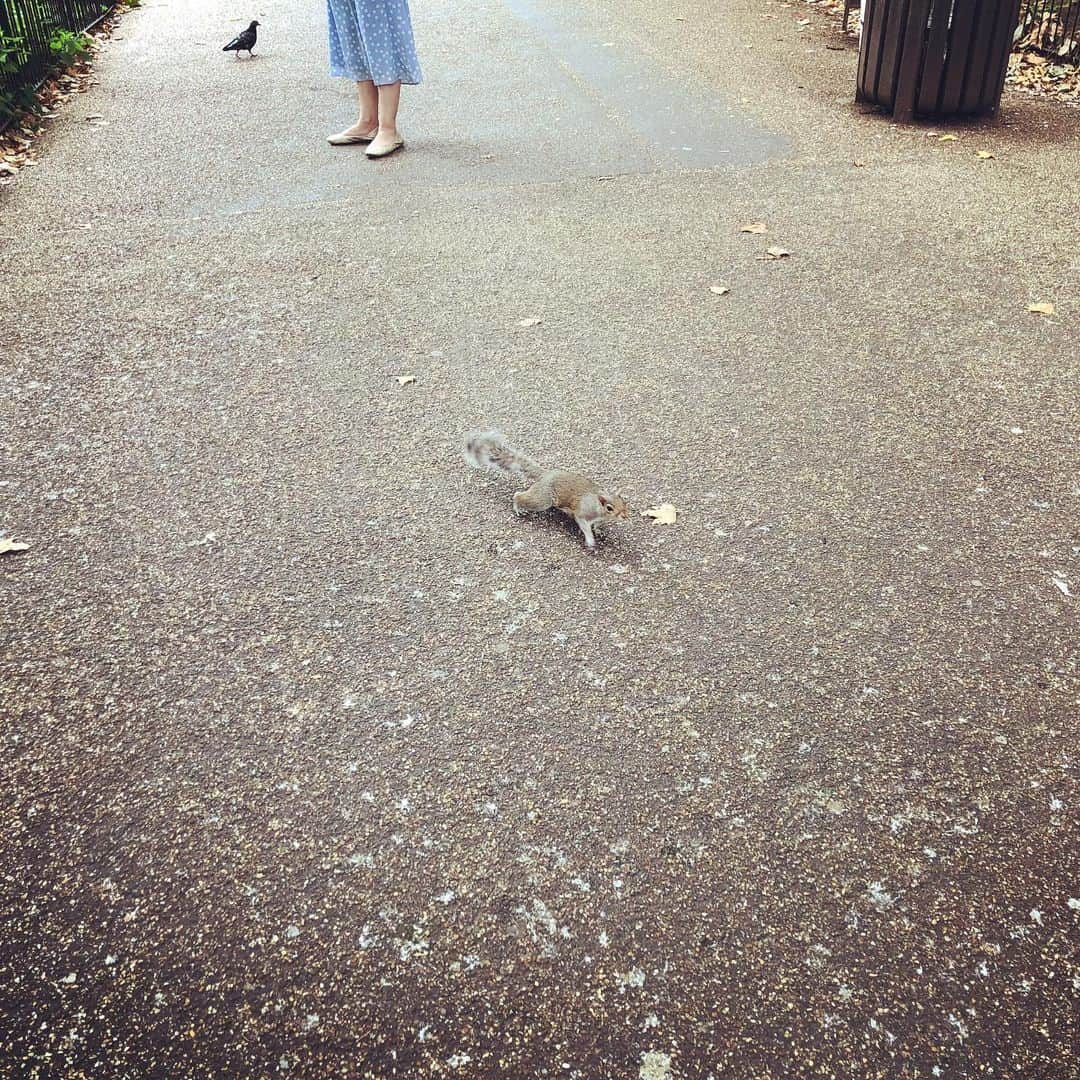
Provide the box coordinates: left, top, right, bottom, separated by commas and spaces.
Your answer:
328, 127, 377, 146
365, 137, 405, 159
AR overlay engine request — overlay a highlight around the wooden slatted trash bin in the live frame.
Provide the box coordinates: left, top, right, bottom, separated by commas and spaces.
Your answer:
857, 0, 1023, 121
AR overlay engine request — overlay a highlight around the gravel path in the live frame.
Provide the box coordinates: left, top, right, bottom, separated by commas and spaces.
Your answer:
1, 0, 1077, 1075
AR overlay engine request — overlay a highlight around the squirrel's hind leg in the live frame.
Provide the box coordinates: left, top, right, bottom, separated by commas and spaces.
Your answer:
512, 483, 553, 517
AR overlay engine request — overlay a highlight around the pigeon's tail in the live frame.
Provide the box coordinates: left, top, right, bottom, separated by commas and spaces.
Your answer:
223, 39, 238, 51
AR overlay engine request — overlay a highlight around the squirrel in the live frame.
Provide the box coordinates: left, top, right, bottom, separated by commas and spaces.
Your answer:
464, 431, 629, 550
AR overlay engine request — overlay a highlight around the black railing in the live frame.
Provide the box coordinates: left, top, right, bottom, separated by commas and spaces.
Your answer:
1, 0, 113, 123
1017, 0, 1080, 60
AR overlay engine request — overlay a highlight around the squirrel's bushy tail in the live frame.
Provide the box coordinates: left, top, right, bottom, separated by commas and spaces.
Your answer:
464, 431, 542, 484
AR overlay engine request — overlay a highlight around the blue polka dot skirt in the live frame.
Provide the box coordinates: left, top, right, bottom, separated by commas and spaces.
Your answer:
327, 0, 423, 86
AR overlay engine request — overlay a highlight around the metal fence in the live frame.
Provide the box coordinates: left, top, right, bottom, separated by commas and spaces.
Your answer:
1017, 0, 1080, 60
1, 0, 113, 120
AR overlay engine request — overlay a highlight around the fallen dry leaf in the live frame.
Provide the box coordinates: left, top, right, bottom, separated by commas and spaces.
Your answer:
938, 133, 959, 142
853, 159, 866, 167
1027, 302, 1055, 316
0, 537, 30, 555
709, 285, 730, 295
642, 503, 678, 526
1051, 575, 1071, 597
976, 150, 995, 159
760, 246, 791, 260
1007, 48, 1080, 105
517, 318, 543, 328
393, 375, 416, 386
739, 222, 768, 234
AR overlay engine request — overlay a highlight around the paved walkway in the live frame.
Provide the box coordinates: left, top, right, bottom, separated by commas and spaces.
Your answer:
1, 0, 1077, 1075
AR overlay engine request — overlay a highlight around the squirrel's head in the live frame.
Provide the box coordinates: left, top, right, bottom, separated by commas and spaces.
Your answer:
600, 493, 629, 522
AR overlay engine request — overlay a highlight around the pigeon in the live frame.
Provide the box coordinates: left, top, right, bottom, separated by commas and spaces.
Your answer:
223, 20, 259, 59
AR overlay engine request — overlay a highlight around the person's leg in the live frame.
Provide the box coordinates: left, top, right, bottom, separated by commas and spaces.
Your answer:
356, 81, 378, 130
328, 81, 378, 143
366, 82, 403, 154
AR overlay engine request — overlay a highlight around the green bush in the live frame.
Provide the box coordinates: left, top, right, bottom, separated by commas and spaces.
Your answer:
0, 30, 29, 75
47, 29, 92, 67
0, 30, 34, 126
